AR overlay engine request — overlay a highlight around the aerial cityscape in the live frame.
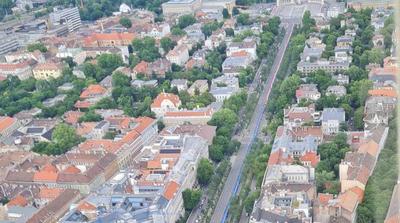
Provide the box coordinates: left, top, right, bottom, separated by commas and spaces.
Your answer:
0, 0, 398, 222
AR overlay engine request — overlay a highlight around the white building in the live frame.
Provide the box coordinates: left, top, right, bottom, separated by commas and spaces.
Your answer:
321, 108, 345, 135
49, 7, 81, 32
166, 45, 189, 66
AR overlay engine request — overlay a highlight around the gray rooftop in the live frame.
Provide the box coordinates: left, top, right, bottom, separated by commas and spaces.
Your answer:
322, 108, 345, 122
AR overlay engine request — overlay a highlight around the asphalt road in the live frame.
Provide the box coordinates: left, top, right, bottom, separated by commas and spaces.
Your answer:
186, 56, 268, 223
209, 22, 295, 223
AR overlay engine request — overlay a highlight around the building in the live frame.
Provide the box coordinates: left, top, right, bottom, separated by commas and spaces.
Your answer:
222, 54, 252, 76
0, 37, 19, 56
321, 108, 346, 135
131, 79, 158, 88
314, 189, 361, 223
326, 85, 347, 98
171, 79, 188, 91
83, 33, 136, 47
204, 29, 226, 50
187, 79, 208, 96
0, 117, 21, 142
297, 60, 350, 75
166, 44, 189, 66
347, 0, 395, 10
296, 84, 321, 103
283, 104, 320, 128
327, 2, 346, 18
64, 133, 209, 223
226, 37, 257, 60
74, 84, 110, 109
364, 96, 396, 129
49, 7, 81, 32
276, 0, 324, 7
150, 92, 182, 118
202, 0, 235, 13
210, 76, 240, 102
0, 61, 32, 80
32, 62, 63, 80
164, 108, 214, 125
140, 23, 171, 40
333, 73, 350, 85
250, 164, 315, 223
162, 0, 202, 15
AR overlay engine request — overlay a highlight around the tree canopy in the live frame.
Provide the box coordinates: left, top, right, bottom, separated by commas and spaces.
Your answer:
131, 37, 161, 62
178, 14, 196, 29
182, 189, 202, 211
197, 158, 214, 186
27, 43, 47, 53
119, 17, 132, 28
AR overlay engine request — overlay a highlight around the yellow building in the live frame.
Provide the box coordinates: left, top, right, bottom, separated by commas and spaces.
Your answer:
33, 62, 63, 80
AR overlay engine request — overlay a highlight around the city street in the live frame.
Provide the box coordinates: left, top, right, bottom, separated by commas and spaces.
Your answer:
209, 22, 295, 223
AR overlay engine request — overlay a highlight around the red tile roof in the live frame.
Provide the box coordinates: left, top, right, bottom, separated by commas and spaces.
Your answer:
63, 165, 81, 174
33, 62, 61, 71
84, 32, 135, 45
0, 116, 16, 133
77, 201, 96, 211
358, 140, 379, 157
0, 61, 30, 70
151, 92, 181, 109
64, 111, 84, 125
80, 84, 107, 98
268, 149, 293, 166
164, 109, 213, 117
74, 100, 93, 109
133, 61, 149, 74
368, 89, 397, 97
38, 187, 63, 200
317, 193, 333, 206
163, 181, 180, 200
7, 195, 28, 207
349, 186, 364, 202
300, 151, 320, 167
33, 171, 58, 182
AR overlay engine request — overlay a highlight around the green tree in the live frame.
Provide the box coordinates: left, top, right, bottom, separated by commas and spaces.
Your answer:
197, 158, 214, 186
222, 8, 230, 19
316, 170, 335, 193
237, 13, 251, 26
27, 43, 47, 53
52, 123, 82, 153
160, 37, 176, 52
112, 71, 131, 87
232, 7, 239, 16
131, 37, 161, 62
83, 63, 104, 82
119, 17, 132, 28
182, 189, 202, 211
225, 28, 234, 37
94, 97, 118, 109
171, 26, 186, 36
208, 108, 238, 129
201, 21, 222, 37
209, 144, 224, 162
349, 79, 372, 107
354, 107, 364, 130
346, 65, 367, 81
301, 10, 316, 34
178, 14, 196, 29
97, 53, 123, 74
244, 191, 260, 214
79, 110, 103, 122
